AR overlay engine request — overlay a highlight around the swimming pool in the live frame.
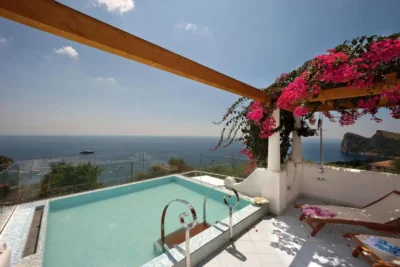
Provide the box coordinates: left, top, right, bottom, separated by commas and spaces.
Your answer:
43, 176, 251, 267
4, 175, 269, 266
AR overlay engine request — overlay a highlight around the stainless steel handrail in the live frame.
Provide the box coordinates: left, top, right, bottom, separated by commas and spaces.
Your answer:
202, 185, 240, 240
160, 199, 197, 267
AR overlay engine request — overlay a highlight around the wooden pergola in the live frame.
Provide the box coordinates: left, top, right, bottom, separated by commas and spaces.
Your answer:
0, 0, 399, 111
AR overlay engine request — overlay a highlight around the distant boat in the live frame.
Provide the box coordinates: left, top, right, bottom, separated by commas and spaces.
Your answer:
80, 150, 95, 155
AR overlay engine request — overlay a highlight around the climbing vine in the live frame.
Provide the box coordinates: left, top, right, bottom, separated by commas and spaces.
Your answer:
214, 34, 400, 173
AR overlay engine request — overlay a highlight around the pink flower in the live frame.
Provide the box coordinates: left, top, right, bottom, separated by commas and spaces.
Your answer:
277, 73, 309, 109
339, 111, 361, 126
390, 106, 400, 119
323, 111, 336, 122
308, 114, 316, 125
293, 106, 308, 116
240, 149, 253, 160
246, 102, 264, 124
247, 109, 263, 121
302, 206, 336, 218
312, 84, 321, 96
259, 116, 276, 139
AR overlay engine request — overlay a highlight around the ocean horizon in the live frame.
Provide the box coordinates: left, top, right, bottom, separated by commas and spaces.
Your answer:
0, 135, 386, 164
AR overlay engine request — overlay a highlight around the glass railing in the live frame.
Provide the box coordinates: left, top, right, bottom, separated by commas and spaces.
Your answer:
0, 163, 21, 232
1, 152, 265, 232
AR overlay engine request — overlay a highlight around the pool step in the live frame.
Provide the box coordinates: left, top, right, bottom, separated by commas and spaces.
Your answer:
155, 222, 211, 252
22, 206, 44, 257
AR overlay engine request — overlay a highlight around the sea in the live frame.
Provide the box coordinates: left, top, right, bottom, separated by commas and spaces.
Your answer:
0, 135, 389, 163
0, 136, 387, 185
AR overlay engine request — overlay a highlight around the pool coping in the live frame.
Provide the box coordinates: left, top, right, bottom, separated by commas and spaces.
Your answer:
1, 174, 269, 267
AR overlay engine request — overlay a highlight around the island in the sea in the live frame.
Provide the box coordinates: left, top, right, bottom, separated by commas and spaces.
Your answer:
341, 130, 400, 157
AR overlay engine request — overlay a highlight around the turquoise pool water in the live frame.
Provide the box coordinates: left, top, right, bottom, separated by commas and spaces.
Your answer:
43, 176, 251, 267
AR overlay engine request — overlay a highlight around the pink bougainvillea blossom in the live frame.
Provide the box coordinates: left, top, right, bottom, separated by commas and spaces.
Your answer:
339, 111, 361, 126
362, 38, 400, 67
244, 160, 257, 175
240, 148, 253, 160
241, 148, 257, 174
390, 106, 400, 119
308, 113, 316, 125
293, 106, 308, 116
381, 84, 400, 104
259, 116, 276, 139
239, 35, 400, 166
246, 101, 264, 125
323, 111, 336, 122
302, 206, 336, 218
277, 73, 309, 109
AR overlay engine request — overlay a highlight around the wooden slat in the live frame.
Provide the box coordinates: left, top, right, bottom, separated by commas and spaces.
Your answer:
0, 0, 268, 103
309, 73, 398, 103
308, 100, 397, 112
309, 85, 382, 102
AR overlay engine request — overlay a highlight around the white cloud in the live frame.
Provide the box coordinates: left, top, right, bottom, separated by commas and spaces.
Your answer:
174, 22, 214, 42
53, 46, 79, 59
96, 77, 117, 83
44, 55, 52, 63
92, 0, 134, 14
0, 37, 7, 44
174, 22, 198, 33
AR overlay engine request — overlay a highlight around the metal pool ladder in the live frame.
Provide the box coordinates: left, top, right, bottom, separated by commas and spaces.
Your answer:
203, 185, 240, 240
160, 199, 197, 267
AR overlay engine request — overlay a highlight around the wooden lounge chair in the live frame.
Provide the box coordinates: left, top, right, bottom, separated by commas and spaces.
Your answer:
343, 233, 400, 267
294, 191, 400, 237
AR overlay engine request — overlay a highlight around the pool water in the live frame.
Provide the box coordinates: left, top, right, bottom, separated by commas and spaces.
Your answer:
43, 176, 250, 267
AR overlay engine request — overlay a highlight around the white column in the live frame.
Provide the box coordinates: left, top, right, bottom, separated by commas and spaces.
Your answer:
268, 108, 280, 172
292, 116, 302, 163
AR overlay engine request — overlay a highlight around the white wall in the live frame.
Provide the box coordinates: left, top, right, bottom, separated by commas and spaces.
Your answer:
226, 168, 287, 215
228, 164, 400, 215
301, 164, 400, 207
285, 162, 303, 204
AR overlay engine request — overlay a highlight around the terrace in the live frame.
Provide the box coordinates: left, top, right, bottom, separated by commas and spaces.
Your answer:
1, 152, 399, 267
0, 1, 400, 267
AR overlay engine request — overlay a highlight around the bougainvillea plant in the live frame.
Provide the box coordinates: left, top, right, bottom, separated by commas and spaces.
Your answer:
214, 34, 400, 174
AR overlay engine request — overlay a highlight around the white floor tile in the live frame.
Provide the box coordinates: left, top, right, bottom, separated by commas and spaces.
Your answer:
252, 240, 279, 254
259, 254, 285, 266
199, 197, 391, 267
230, 240, 257, 254
218, 252, 242, 267
239, 254, 262, 267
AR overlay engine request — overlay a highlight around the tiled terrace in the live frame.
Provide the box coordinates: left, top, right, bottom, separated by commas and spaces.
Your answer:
198, 196, 391, 267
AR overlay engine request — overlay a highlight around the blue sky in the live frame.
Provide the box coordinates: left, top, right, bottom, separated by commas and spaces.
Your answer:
0, 0, 399, 138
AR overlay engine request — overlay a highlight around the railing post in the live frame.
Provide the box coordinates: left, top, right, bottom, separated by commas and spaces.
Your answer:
203, 185, 240, 240
160, 199, 197, 267
223, 188, 240, 240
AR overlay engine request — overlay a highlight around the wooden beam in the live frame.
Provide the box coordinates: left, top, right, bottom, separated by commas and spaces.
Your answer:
308, 73, 398, 103
309, 85, 382, 102
308, 100, 397, 112
0, 0, 268, 103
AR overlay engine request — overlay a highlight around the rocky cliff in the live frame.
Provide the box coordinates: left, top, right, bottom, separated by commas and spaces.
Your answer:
341, 130, 400, 157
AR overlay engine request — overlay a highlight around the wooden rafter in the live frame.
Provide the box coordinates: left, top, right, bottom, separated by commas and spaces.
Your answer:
308, 73, 398, 103
0, 0, 269, 103
308, 98, 396, 112
282, 73, 399, 112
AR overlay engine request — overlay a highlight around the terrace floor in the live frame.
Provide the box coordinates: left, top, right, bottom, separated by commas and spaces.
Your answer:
198, 196, 390, 267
